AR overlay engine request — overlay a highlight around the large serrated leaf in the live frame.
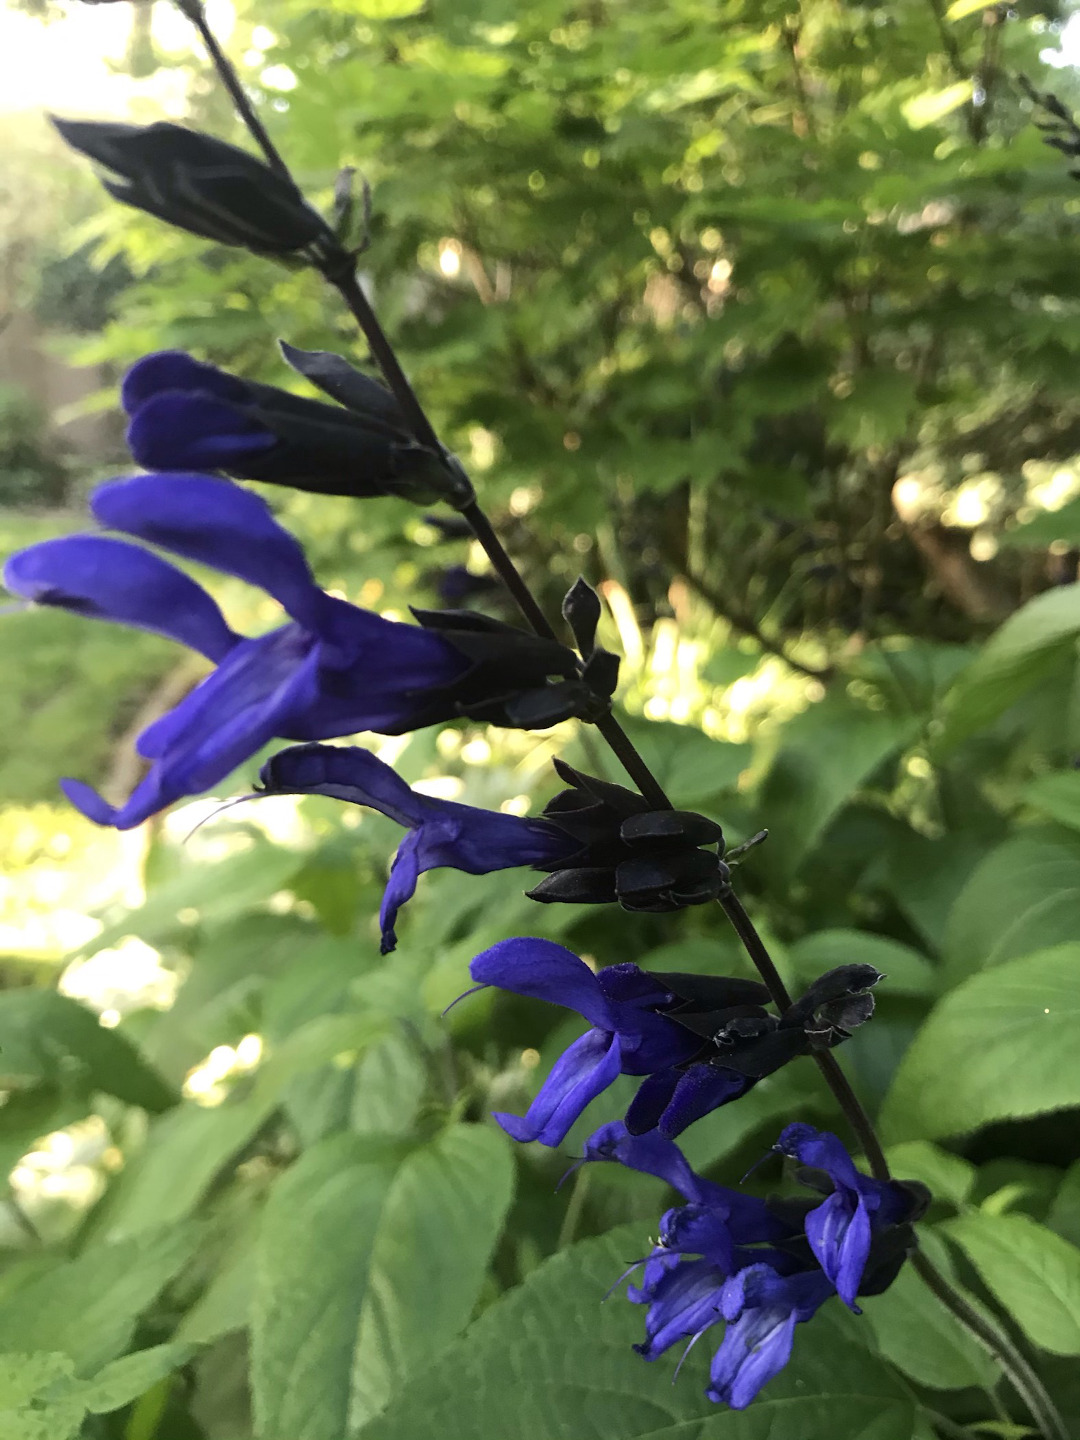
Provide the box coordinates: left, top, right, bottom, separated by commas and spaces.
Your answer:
943, 1211, 1080, 1356
0, 1225, 200, 1373
881, 944, 1080, 1143
252, 1123, 514, 1440
357, 1226, 916, 1440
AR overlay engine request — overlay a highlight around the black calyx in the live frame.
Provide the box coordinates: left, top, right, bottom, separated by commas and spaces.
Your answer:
52, 118, 331, 257
526, 758, 727, 912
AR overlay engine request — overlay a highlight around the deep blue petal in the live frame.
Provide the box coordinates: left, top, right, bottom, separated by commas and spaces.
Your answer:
379, 824, 425, 953
91, 473, 330, 630
493, 1027, 622, 1146
597, 963, 675, 1008
706, 1266, 833, 1410
581, 1121, 728, 1206
659, 1204, 736, 1270
470, 938, 617, 1031
636, 1257, 726, 1360
658, 1064, 751, 1139
121, 350, 251, 413
128, 393, 275, 472
3, 534, 238, 662
777, 1123, 864, 1191
257, 742, 428, 826
624, 1069, 680, 1135
65, 629, 320, 829
805, 1191, 871, 1310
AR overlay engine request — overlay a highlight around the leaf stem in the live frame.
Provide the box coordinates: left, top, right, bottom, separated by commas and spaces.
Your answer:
910, 1251, 1069, 1440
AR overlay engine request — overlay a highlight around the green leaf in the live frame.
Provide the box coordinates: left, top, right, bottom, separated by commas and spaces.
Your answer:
77, 1342, 194, 1413
885, 1142, 976, 1209
939, 587, 1080, 748
998, 496, 1080, 550
789, 930, 936, 997
902, 81, 974, 129
881, 944, 1080, 1143
95, 1011, 387, 1239
0, 1352, 82, 1440
252, 1123, 515, 1440
0, 1225, 200, 1372
943, 834, 1080, 984
862, 1231, 999, 1389
0, 989, 175, 1111
759, 695, 919, 880
80, 840, 303, 958
358, 1226, 917, 1440
943, 1211, 1080, 1355
1021, 772, 1080, 831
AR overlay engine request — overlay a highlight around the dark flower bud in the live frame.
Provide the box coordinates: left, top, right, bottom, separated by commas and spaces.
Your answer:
562, 576, 602, 654
526, 759, 725, 912
123, 349, 472, 507
52, 118, 331, 257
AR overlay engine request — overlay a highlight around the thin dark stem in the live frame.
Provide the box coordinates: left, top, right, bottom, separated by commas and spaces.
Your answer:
911, 1252, 1070, 1440
186, 30, 1069, 1436
176, 0, 291, 178
812, 1051, 889, 1182
717, 888, 794, 1009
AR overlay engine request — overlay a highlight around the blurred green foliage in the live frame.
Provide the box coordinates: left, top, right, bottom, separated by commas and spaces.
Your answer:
5, 0, 1080, 1436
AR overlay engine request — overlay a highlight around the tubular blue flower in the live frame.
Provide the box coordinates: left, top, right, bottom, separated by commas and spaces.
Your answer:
468, 940, 772, 1145
122, 347, 472, 506
2, 473, 576, 828
256, 743, 575, 953
590, 1122, 928, 1410
706, 1266, 835, 1409
775, 1122, 927, 1310
473, 945, 881, 1144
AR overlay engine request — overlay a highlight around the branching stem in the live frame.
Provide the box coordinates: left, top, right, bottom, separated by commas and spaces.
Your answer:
180, 16, 1070, 1437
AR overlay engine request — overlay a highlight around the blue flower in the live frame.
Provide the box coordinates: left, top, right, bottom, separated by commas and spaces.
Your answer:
586, 1121, 927, 1409
122, 348, 470, 506
472, 943, 882, 1144
3, 472, 552, 828
256, 742, 575, 952
468, 940, 773, 1144
705, 1265, 835, 1409
775, 1122, 925, 1310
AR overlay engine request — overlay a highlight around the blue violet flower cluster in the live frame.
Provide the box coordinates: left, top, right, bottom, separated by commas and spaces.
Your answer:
6, 319, 930, 1407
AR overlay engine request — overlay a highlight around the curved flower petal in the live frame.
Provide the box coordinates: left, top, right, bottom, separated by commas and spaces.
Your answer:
128, 393, 275, 473
471, 938, 617, 1031
121, 350, 250, 413
379, 824, 426, 954
776, 1123, 863, 1190
91, 473, 330, 630
581, 1121, 728, 1206
804, 1190, 872, 1310
624, 1069, 680, 1136
258, 742, 427, 827
707, 1267, 833, 1410
3, 534, 238, 662
659, 1204, 736, 1270
493, 1027, 622, 1146
65, 629, 320, 829
634, 1257, 726, 1361
658, 1064, 751, 1139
